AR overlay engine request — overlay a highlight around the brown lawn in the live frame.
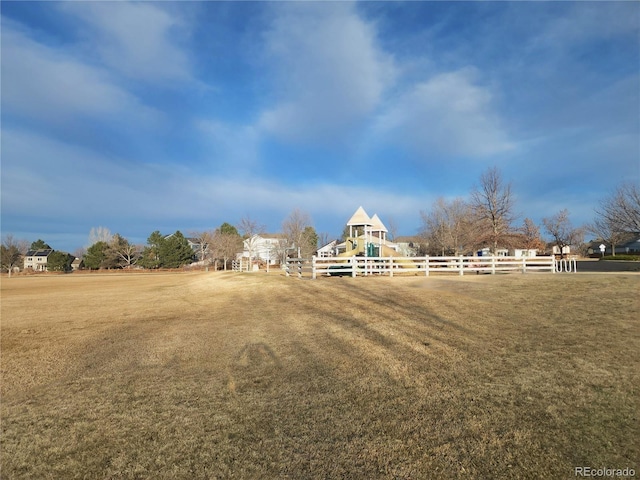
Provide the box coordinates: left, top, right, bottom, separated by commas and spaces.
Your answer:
1, 271, 638, 479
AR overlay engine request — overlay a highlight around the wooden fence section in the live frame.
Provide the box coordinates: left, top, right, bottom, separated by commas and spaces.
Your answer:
307, 255, 559, 279
285, 258, 313, 278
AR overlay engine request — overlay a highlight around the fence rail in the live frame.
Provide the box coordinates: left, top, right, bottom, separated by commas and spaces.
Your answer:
306, 255, 561, 279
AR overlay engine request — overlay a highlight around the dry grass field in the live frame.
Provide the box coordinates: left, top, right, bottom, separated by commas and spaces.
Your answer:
1, 271, 638, 479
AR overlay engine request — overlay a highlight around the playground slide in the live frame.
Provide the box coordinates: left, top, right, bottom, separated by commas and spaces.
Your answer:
379, 244, 417, 268
337, 242, 365, 257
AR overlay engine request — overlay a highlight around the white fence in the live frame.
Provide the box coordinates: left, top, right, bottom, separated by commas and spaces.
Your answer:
305, 255, 561, 279
285, 258, 312, 278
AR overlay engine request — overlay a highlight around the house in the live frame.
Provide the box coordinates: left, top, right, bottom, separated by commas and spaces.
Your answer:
241, 234, 286, 265
71, 257, 83, 270
476, 247, 510, 257
512, 249, 539, 258
23, 249, 53, 271
317, 240, 337, 258
185, 237, 208, 262
621, 234, 640, 253
395, 236, 423, 257
586, 233, 640, 256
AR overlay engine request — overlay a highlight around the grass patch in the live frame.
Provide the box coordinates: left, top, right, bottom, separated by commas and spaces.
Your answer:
1, 272, 639, 478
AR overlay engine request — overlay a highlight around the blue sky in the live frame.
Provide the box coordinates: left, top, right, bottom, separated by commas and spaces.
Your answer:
2, 1, 638, 252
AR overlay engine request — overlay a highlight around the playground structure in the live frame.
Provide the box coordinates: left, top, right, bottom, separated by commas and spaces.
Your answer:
284, 206, 568, 279
330, 206, 419, 271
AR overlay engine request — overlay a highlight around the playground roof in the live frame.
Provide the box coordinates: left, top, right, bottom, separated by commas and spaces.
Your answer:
346, 206, 372, 226
369, 213, 388, 233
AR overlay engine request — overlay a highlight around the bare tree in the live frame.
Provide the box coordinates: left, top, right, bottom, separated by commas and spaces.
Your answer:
543, 209, 584, 258
386, 216, 399, 242
237, 215, 265, 268
282, 209, 313, 257
420, 197, 473, 255
189, 230, 215, 265
73, 246, 87, 261
109, 233, 141, 268
594, 182, 640, 234
210, 229, 243, 270
470, 167, 517, 253
88, 226, 112, 246
268, 238, 289, 266
317, 232, 331, 249
1, 234, 29, 277
519, 218, 546, 252
587, 216, 626, 257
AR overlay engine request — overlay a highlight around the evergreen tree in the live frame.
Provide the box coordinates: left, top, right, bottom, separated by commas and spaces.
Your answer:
84, 241, 109, 269
47, 251, 73, 272
139, 231, 165, 269
219, 222, 239, 236
30, 239, 51, 250
301, 226, 319, 258
160, 231, 194, 268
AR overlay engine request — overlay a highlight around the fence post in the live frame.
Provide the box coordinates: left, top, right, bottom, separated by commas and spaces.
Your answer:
425, 256, 429, 276
522, 256, 526, 274
312, 256, 317, 280
389, 256, 394, 277
459, 256, 464, 276
351, 256, 356, 277
491, 256, 496, 275
298, 260, 302, 278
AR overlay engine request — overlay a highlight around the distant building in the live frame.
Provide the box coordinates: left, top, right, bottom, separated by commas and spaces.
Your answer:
241, 234, 286, 264
23, 249, 53, 271
317, 240, 337, 258
394, 236, 423, 257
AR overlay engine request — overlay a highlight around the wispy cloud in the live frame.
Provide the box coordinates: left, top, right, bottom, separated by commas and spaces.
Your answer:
374, 68, 513, 158
1, 21, 158, 128
258, 2, 396, 145
59, 2, 191, 84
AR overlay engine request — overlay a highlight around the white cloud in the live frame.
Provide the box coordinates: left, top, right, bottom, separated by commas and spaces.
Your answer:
2, 22, 150, 121
60, 2, 191, 84
374, 68, 513, 157
258, 2, 396, 144
1, 22, 159, 127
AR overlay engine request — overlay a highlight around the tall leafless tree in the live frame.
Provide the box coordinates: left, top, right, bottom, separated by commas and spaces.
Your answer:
470, 167, 517, 253
211, 229, 243, 270
237, 215, 265, 268
317, 232, 331, 249
386, 216, 399, 242
282, 209, 314, 257
542, 209, 584, 258
109, 233, 141, 268
587, 216, 626, 257
88, 226, 112, 246
594, 182, 640, 234
1, 234, 29, 277
420, 197, 473, 255
519, 218, 546, 252
189, 230, 215, 265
